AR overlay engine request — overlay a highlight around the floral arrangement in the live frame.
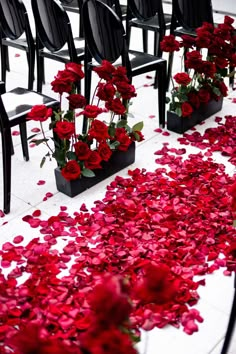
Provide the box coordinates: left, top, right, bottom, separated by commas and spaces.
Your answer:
160, 15, 236, 118
27, 61, 144, 180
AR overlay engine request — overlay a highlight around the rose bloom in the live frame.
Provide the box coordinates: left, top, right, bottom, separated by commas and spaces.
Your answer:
27, 105, 52, 122
174, 72, 191, 86
112, 66, 129, 83
88, 120, 110, 141
116, 132, 132, 151
181, 102, 193, 117
187, 91, 200, 109
80, 328, 137, 354
215, 57, 228, 70
84, 151, 102, 170
88, 275, 132, 327
105, 97, 126, 115
93, 60, 115, 80
51, 70, 75, 94
98, 141, 112, 161
67, 93, 86, 109
74, 141, 92, 160
198, 88, 211, 103
81, 105, 103, 118
135, 263, 180, 304
65, 62, 85, 80
54, 121, 75, 140
96, 82, 116, 101
201, 61, 216, 78
116, 81, 137, 99
131, 130, 144, 142
185, 50, 203, 70
160, 34, 180, 52
180, 34, 196, 49
216, 80, 229, 97
61, 160, 81, 180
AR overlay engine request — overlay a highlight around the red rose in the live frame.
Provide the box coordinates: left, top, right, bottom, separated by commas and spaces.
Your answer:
160, 34, 180, 52
115, 128, 132, 151
81, 105, 103, 118
187, 91, 200, 109
51, 70, 74, 94
84, 151, 102, 170
185, 50, 202, 70
61, 160, 81, 180
215, 57, 228, 69
105, 98, 126, 115
65, 62, 85, 80
93, 60, 115, 81
198, 88, 211, 103
181, 102, 193, 117
173, 72, 191, 86
88, 119, 110, 141
131, 130, 145, 142
96, 82, 116, 101
216, 80, 228, 97
54, 121, 75, 140
180, 34, 196, 49
116, 81, 137, 99
67, 94, 86, 109
201, 61, 216, 78
27, 105, 52, 122
112, 66, 129, 83
135, 263, 180, 304
98, 141, 112, 161
74, 141, 91, 160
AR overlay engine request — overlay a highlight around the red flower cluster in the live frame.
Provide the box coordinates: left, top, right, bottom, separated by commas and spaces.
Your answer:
161, 16, 236, 118
28, 60, 143, 181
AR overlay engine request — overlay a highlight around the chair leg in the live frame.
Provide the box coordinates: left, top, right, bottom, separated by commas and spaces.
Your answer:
36, 54, 44, 93
2, 127, 12, 214
82, 68, 92, 134
27, 50, 35, 90
19, 122, 29, 161
167, 51, 174, 91
1, 45, 7, 83
142, 29, 148, 53
157, 61, 167, 128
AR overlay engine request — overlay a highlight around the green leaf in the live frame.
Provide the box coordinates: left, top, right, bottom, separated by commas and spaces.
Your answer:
40, 156, 46, 168
31, 138, 49, 145
165, 96, 171, 104
52, 149, 66, 165
116, 120, 127, 128
108, 123, 116, 137
109, 141, 120, 149
176, 107, 182, 117
212, 87, 221, 96
132, 121, 143, 132
66, 151, 77, 160
81, 168, 95, 177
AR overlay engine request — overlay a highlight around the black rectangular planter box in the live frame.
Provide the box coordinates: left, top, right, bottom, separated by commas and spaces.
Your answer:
167, 97, 223, 134
54, 142, 136, 197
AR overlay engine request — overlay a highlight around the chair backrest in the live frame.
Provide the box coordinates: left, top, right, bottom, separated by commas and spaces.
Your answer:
173, 0, 214, 30
83, 0, 127, 64
31, 0, 72, 52
128, 0, 164, 21
0, 0, 27, 40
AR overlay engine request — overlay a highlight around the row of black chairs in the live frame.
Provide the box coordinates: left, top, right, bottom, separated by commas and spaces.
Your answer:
0, 0, 217, 214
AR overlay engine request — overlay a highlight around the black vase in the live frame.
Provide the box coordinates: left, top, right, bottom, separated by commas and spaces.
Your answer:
167, 97, 223, 134
54, 142, 136, 197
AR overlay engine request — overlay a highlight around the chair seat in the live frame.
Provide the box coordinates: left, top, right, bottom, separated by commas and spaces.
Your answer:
174, 26, 198, 37
129, 13, 172, 31
2, 87, 58, 123
2, 36, 33, 51
39, 38, 85, 63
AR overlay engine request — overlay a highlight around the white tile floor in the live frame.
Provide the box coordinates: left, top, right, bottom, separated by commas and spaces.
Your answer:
0, 2, 236, 353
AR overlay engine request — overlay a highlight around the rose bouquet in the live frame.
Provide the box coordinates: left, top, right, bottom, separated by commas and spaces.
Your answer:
161, 16, 236, 118
27, 61, 144, 181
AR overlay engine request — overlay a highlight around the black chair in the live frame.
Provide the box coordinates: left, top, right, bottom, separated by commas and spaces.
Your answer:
60, 0, 84, 37
82, 0, 167, 133
167, 0, 214, 88
0, 0, 35, 90
126, 0, 172, 58
0, 83, 59, 214
31, 0, 85, 93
